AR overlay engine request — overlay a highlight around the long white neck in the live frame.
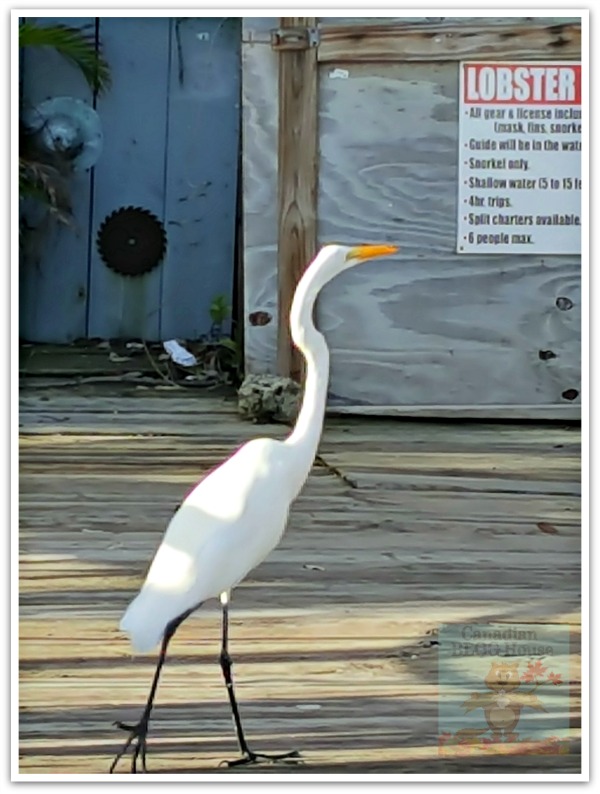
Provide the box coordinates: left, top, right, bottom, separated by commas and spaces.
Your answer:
284, 251, 332, 493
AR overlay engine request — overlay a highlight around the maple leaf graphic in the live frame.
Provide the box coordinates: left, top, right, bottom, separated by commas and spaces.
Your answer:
548, 672, 563, 685
521, 659, 547, 682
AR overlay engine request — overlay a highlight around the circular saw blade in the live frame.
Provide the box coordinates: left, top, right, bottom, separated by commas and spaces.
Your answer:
96, 206, 167, 277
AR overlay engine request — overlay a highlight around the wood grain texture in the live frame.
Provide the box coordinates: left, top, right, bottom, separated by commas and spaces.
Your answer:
318, 17, 582, 24
243, 17, 583, 43
18, 385, 581, 774
317, 62, 581, 411
277, 17, 318, 381
242, 18, 582, 417
244, 18, 581, 418
19, 16, 95, 343
329, 405, 581, 420
317, 19, 581, 62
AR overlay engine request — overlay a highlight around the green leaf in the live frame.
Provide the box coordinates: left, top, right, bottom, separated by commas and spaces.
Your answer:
209, 294, 231, 325
218, 337, 239, 353
19, 21, 111, 94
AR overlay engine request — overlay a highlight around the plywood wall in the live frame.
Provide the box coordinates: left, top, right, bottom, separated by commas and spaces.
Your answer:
242, 16, 582, 418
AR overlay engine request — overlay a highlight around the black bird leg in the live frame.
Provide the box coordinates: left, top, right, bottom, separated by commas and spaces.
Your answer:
219, 593, 301, 767
110, 612, 188, 773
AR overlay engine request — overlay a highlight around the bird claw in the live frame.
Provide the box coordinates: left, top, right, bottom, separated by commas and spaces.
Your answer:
221, 749, 303, 768
110, 718, 149, 773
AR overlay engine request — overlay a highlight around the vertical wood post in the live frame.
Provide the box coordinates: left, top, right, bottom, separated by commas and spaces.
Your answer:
276, 17, 318, 381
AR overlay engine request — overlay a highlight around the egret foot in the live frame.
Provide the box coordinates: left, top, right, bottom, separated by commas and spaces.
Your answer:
110, 718, 150, 774
223, 749, 302, 768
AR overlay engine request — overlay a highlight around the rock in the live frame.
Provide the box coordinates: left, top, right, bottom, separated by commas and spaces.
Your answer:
237, 374, 301, 423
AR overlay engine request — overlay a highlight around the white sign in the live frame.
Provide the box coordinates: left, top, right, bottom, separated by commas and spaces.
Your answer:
457, 61, 581, 255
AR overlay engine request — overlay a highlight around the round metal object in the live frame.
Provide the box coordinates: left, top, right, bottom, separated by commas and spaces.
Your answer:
96, 206, 167, 277
22, 96, 103, 171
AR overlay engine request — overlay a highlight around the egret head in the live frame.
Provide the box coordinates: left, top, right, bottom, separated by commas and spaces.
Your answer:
328, 241, 398, 271
300, 242, 399, 296
290, 243, 399, 342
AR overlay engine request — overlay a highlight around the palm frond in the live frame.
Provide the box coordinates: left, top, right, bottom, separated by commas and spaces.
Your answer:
19, 157, 73, 226
19, 21, 111, 94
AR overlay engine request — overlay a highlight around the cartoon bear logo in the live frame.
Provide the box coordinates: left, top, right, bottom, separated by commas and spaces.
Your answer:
462, 660, 546, 742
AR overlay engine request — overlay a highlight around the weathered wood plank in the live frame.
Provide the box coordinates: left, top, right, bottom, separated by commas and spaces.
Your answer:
19, 344, 161, 376
317, 17, 582, 26
276, 16, 319, 381
329, 405, 582, 420
242, 17, 583, 43
18, 389, 582, 774
317, 20, 581, 62
19, 445, 580, 482
19, 388, 581, 446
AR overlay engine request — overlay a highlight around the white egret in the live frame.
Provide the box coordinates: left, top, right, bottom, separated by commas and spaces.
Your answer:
110, 243, 399, 773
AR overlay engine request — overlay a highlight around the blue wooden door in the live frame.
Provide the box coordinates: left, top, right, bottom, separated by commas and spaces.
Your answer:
20, 17, 240, 343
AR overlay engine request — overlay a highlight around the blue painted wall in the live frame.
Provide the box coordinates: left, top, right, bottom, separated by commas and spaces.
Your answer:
20, 16, 95, 342
20, 17, 241, 343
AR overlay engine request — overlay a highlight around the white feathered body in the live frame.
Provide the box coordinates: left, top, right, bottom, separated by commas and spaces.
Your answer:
119, 244, 397, 656
121, 437, 301, 653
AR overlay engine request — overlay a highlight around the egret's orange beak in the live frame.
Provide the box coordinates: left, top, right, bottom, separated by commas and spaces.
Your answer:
346, 244, 399, 261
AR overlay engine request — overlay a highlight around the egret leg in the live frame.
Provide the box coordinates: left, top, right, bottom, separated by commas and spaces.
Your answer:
110, 613, 186, 774
219, 594, 302, 767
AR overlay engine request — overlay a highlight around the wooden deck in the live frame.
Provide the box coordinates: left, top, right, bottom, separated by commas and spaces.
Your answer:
19, 383, 582, 775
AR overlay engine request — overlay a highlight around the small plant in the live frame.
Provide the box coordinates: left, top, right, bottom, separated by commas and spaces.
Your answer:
156, 295, 242, 387
209, 294, 231, 337
192, 294, 242, 385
